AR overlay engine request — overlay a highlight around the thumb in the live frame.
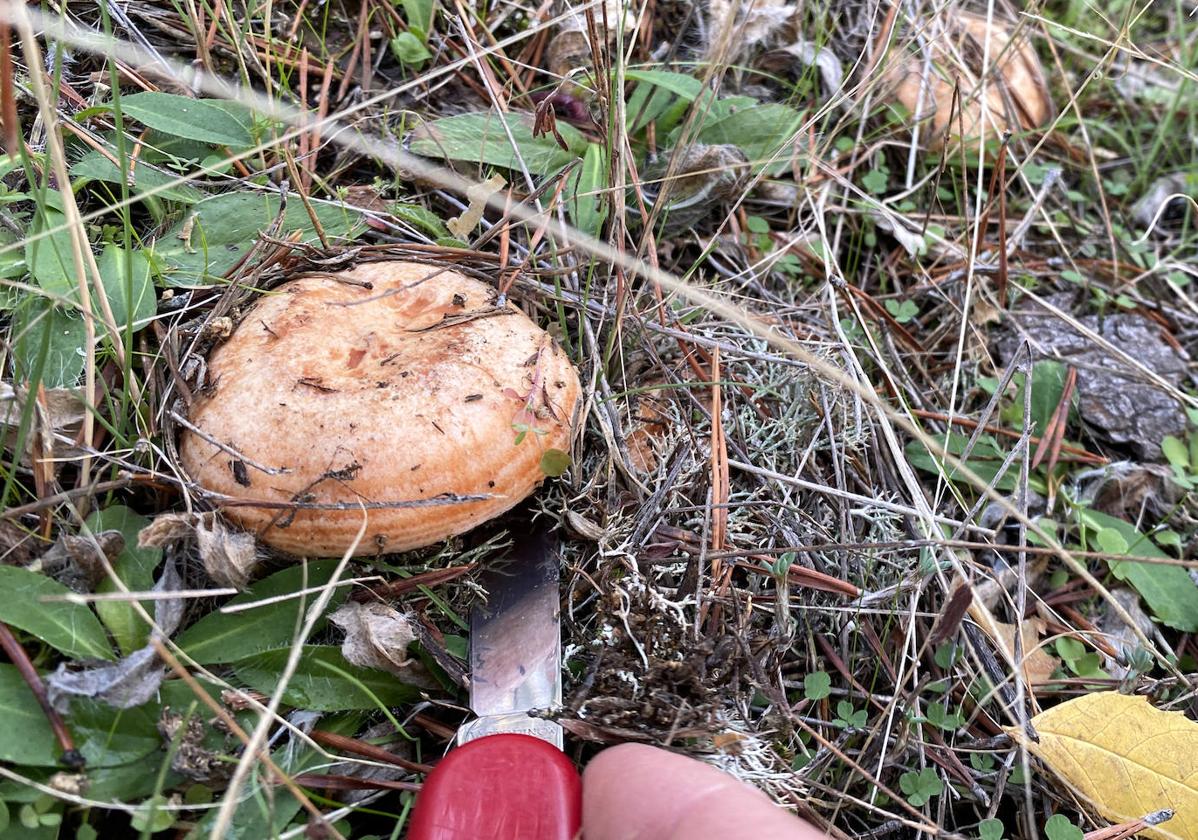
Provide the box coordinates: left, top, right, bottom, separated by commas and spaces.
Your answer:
582, 743, 826, 840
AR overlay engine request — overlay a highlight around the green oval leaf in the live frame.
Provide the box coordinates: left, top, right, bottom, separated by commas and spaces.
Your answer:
539, 448, 572, 477
692, 103, 803, 176
1095, 526, 1129, 555
25, 209, 79, 303
1079, 508, 1198, 631
0, 665, 59, 765
231, 645, 420, 711
12, 299, 87, 388
114, 93, 254, 147
97, 244, 157, 334
0, 566, 114, 660
567, 143, 607, 237
409, 112, 586, 176
390, 31, 431, 67
71, 150, 206, 205
71, 697, 162, 767
152, 191, 364, 287
1162, 434, 1189, 470
176, 561, 349, 665
85, 506, 161, 656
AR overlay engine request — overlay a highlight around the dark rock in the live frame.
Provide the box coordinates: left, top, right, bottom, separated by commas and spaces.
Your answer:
999, 296, 1189, 459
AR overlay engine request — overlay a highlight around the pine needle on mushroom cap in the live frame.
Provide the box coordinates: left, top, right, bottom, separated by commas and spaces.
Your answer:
179, 260, 582, 557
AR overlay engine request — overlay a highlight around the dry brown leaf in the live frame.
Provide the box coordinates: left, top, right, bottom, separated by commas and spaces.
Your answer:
194, 518, 258, 589
138, 513, 196, 549
1010, 692, 1198, 840
39, 531, 125, 593
707, 0, 795, 58
563, 509, 604, 541
625, 382, 672, 474
1097, 589, 1156, 679
137, 512, 260, 588
0, 382, 86, 470
884, 12, 1051, 153
330, 601, 418, 677
970, 297, 1003, 327
712, 731, 749, 753
991, 617, 1059, 685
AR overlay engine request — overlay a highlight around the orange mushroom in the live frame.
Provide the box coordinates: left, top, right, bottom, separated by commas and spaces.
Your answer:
180, 261, 582, 556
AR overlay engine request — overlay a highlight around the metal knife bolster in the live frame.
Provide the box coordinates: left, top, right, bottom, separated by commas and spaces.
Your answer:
462, 528, 564, 749
457, 714, 564, 749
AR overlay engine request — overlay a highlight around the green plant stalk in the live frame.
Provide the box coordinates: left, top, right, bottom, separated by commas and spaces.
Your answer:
0, 303, 52, 513
97, 2, 140, 454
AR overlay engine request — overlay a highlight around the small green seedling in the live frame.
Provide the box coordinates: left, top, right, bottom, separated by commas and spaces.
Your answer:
934, 642, 961, 669
924, 702, 965, 731
1161, 433, 1198, 490
1044, 814, 1084, 840
978, 818, 1005, 840
899, 768, 943, 807
834, 701, 867, 729
970, 752, 996, 772
804, 671, 831, 701
1055, 637, 1107, 680
885, 299, 918, 323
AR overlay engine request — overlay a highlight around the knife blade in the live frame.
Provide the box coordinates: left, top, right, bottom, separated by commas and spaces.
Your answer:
458, 526, 564, 747
407, 527, 581, 840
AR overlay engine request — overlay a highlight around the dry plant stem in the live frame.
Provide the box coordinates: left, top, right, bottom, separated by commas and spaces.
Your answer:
0, 620, 79, 763
219, 577, 380, 614
291, 774, 421, 793
210, 521, 362, 838
0, 765, 148, 812
909, 407, 1103, 465
1030, 366, 1077, 471
13, 6, 134, 403
452, 0, 538, 199
724, 539, 1198, 570
9, 5, 1178, 683
148, 637, 341, 838
702, 347, 730, 630
791, 711, 938, 833
42, 587, 239, 604
59, 492, 340, 835
309, 729, 434, 774
0, 476, 133, 520
14, 13, 95, 487
940, 4, 1003, 549
635, 0, 735, 244
1013, 336, 1036, 829
0, 20, 15, 154
348, 563, 475, 601
168, 411, 290, 476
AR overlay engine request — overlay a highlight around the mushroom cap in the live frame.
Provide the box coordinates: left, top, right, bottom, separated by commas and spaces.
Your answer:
886, 13, 1050, 152
180, 261, 581, 556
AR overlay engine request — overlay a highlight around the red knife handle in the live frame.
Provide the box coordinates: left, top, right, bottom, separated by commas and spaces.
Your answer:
408, 733, 582, 840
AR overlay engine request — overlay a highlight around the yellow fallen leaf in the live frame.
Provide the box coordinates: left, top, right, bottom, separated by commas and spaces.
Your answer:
1009, 692, 1197, 840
